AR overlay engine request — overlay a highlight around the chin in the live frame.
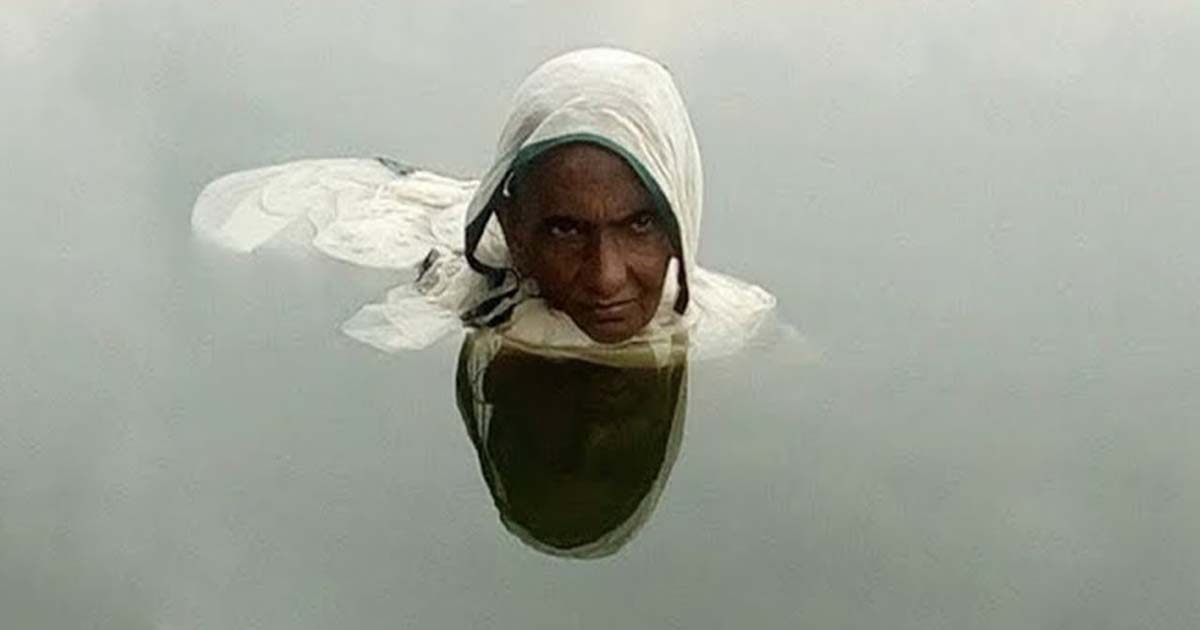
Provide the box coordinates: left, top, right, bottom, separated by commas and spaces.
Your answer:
577, 319, 646, 344
584, 330, 636, 344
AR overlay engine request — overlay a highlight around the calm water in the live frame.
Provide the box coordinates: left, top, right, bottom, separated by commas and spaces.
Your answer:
3, 2, 1199, 628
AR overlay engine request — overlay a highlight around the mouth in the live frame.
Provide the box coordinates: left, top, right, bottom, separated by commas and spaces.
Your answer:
585, 299, 638, 321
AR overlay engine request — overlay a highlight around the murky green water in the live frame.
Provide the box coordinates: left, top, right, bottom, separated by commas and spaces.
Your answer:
3, 2, 1198, 628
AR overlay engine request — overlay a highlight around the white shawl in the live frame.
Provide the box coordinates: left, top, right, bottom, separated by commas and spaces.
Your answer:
191, 48, 776, 358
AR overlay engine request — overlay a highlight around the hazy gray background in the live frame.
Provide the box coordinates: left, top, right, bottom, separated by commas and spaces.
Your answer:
2, 1, 1198, 628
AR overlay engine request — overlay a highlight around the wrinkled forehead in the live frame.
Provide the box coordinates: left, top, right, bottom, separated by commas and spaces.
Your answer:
503, 140, 646, 202
503, 136, 675, 223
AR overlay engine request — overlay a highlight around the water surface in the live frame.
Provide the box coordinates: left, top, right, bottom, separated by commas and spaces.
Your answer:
2, 2, 1198, 628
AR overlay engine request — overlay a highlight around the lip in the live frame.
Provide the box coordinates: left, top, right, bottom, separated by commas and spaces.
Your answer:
585, 299, 637, 320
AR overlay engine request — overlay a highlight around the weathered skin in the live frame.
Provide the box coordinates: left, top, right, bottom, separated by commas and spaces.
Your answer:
498, 142, 674, 343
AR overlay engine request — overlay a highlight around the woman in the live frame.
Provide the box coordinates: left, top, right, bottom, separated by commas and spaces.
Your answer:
192, 48, 776, 357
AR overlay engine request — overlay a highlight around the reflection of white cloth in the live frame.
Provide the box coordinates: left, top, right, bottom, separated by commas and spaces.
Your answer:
456, 330, 689, 559
191, 48, 777, 358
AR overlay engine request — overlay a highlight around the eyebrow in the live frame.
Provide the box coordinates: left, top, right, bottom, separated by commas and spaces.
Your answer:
539, 207, 657, 226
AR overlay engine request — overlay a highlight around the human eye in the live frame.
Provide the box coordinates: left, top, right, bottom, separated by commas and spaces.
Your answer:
628, 212, 658, 234
543, 217, 582, 239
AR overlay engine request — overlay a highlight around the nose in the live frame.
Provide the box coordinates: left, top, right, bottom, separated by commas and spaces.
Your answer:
582, 233, 628, 299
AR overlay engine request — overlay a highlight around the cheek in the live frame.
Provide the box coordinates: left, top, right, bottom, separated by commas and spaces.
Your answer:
529, 246, 583, 296
525, 236, 671, 306
628, 244, 672, 294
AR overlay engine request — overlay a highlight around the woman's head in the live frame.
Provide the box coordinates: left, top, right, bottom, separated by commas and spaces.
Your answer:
497, 142, 674, 343
461, 48, 705, 345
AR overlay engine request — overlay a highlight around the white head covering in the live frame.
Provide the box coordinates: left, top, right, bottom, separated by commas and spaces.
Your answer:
191, 47, 777, 358
462, 48, 701, 317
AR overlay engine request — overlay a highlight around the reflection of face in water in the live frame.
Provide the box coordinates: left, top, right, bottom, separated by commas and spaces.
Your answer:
455, 332, 688, 558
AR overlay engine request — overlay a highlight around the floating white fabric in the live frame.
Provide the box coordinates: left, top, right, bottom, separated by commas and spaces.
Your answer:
191, 48, 778, 359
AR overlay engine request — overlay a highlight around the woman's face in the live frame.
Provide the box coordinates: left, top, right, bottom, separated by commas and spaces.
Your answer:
499, 143, 674, 344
